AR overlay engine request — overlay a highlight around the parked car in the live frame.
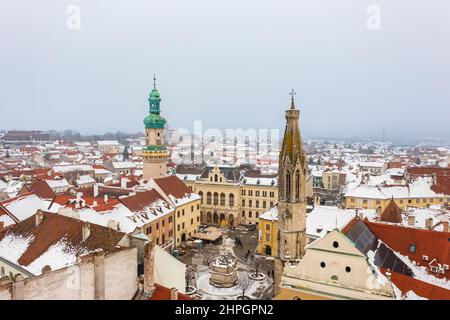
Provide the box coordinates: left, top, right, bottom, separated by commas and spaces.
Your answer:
248, 224, 256, 231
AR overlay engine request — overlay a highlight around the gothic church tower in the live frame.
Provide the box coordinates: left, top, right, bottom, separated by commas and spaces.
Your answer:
277, 90, 307, 261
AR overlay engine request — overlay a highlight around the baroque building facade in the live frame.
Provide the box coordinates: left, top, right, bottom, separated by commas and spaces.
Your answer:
176, 165, 279, 227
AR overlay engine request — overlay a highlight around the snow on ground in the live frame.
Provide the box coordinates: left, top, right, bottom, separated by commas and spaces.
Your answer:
195, 266, 271, 300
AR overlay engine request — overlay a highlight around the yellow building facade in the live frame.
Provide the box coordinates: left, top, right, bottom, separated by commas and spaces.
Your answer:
173, 198, 202, 246
177, 165, 278, 227
256, 207, 278, 256
345, 194, 450, 211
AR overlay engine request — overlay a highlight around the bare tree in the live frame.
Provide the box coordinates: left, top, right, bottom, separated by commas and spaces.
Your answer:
250, 255, 264, 277
236, 271, 253, 299
185, 265, 196, 292
201, 246, 217, 267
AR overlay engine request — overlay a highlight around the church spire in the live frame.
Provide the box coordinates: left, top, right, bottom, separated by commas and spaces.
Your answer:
276, 89, 308, 262
289, 89, 296, 110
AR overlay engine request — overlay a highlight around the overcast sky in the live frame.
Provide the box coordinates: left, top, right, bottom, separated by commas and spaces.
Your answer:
0, 0, 449, 139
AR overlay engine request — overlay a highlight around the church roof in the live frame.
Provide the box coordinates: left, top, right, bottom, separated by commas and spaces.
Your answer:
280, 97, 306, 168
380, 199, 403, 223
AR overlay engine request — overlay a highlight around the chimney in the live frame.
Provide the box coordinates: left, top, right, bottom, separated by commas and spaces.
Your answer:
35, 210, 44, 226
93, 184, 99, 197
143, 241, 155, 294
0, 221, 4, 231
82, 221, 91, 241
121, 178, 127, 189
356, 208, 363, 219
104, 194, 108, 204
425, 218, 433, 230
442, 220, 449, 233
170, 287, 178, 300
76, 192, 82, 202
41, 265, 52, 274
407, 215, 415, 227
385, 269, 392, 281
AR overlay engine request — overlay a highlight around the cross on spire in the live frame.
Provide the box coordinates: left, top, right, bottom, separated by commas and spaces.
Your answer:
289, 89, 296, 109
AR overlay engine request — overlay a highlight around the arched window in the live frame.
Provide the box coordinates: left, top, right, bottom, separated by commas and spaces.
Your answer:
199, 191, 203, 204
220, 193, 226, 206
214, 174, 218, 182
213, 192, 219, 206
206, 192, 212, 205
229, 193, 234, 207
295, 169, 300, 200
286, 172, 291, 201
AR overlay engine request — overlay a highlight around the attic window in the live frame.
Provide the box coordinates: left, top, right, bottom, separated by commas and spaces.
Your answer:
422, 255, 429, 261
409, 244, 416, 253
332, 241, 339, 248
429, 266, 439, 273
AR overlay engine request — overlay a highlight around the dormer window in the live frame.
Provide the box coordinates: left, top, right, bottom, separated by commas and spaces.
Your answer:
409, 244, 416, 253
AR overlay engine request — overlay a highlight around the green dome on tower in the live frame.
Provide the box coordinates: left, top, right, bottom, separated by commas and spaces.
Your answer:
143, 75, 166, 129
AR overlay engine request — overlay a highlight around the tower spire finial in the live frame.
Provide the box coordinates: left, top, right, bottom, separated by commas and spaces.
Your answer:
289, 89, 296, 109
153, 74, 156, 89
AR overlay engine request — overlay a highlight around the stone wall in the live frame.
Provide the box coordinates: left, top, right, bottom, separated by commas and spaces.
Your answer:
0, 247, 138, 300
104, 248, 138, 300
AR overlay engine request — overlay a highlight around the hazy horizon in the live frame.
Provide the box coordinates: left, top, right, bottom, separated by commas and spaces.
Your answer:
1, 1, 449, 139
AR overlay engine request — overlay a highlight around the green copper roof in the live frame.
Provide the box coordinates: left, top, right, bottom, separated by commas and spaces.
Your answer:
144, 75, 166, 129
143, 145, 167, 152
144, 113, 166, 129
149, 88, 160, 98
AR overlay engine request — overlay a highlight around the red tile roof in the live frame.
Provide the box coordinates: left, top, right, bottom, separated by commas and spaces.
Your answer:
381, 268, 450, 300
0, 211, 126, 268
365, 220, 450, 279
11, 168, 52, 178
18, 180, 55, 200
148, 283, 193, 300
341, 216, 360, 234
408, 167, 450, 177
153, 176, 192, 199
407, 167, 450, 195
119, 190, 165, 212
50, 194, 120, 210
